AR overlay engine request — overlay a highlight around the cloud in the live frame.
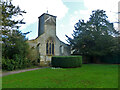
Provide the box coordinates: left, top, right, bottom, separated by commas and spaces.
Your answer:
68, 0, 119, 28
12, 0, 69, 29
68, 0, 119, 41
62, 0, 83, 2
83, 0, 119, 28
60, 24, 65, 28
69, 10, 90, 28
74, 11, 78, 14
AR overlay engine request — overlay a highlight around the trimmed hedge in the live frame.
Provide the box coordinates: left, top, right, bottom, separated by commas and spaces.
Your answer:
51, 56, 82, 68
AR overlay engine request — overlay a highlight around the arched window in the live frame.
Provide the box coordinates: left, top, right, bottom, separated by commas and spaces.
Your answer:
60, 45, 64, 54
46, 40, 54, 55
46, 41, 49, 55
52, 41, 54, 55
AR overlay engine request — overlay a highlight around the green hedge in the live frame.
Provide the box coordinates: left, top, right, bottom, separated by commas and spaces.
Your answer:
51, 56, 82, 68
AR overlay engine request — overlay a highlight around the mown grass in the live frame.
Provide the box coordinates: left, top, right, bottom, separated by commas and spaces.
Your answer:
2, 64, 118, 88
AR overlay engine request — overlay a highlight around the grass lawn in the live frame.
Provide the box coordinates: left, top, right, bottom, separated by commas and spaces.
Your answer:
2, 64, 118, 88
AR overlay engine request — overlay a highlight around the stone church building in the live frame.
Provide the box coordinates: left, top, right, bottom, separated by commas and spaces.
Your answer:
27, 13, 71, 65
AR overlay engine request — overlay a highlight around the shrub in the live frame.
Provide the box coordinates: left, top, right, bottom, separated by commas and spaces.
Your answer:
2, 58, 15, 71
51, 56, 82, 68
2, 54, 33, 71
26, 47, 39, 65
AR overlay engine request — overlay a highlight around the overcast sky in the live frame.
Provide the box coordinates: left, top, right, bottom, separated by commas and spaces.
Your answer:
12, 0, 119, 43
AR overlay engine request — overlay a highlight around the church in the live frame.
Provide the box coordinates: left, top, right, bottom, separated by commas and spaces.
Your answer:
27, 13, 71, 65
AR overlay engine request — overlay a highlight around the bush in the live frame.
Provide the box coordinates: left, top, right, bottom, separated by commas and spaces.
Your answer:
2, 54, 33, 71
2, 58, 15, 71
51, 56, 82, 68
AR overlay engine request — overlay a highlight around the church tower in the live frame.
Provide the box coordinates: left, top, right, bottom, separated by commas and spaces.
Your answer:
38, 13, 57, 37
27, 13, 71, 66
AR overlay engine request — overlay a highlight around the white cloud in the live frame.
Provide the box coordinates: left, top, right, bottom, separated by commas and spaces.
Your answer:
69, 0, 119, 28
79, 10, 91, 15
83, 0, 119, 28
60, 24, 65, 28
79, 10, 91, 21
12, 0, 68, 29
67, 0, 119, 42
62, 0, 83, 2
74, 11, 78, 14
69, 10, 90, 29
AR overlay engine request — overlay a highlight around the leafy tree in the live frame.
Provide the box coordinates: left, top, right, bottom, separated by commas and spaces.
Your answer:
66, 10, 120, 61
1, 0, 35, 70
1, 0, 27, 58
1, 0, 26, 34
2, 30, 29, 59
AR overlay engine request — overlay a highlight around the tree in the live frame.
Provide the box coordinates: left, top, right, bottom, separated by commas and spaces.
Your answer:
66, 10, 120, 61
1, 0, 26, 34
2, 30, 29, 59
1, 0, 34, 70
1, 0, 27, 58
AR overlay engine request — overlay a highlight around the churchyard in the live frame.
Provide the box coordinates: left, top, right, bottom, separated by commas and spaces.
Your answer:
1, 0, 120, 89
2, 64, 118, 88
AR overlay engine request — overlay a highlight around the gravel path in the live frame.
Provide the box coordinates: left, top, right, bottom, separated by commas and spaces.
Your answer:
1, 67, 49, 77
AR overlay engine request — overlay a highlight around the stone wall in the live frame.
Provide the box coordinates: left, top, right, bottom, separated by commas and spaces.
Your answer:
27, 13, 71, 66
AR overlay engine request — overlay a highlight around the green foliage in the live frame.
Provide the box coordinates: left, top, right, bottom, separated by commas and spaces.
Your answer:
2, 58, 16, 71
26, 47, 39, 66
66, 9, 120, 58
1, 0, 28, 60
2, 30, 36, 71
1, 0, 26, 32
51, 56, 82, 68
2, 54, 33, 71
1, 0, 37, 71
100, 55, 120, 64
2, 30, 29, 59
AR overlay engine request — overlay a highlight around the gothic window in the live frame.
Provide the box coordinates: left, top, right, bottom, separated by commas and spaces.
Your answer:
52, 43, 54, 55
49, 43, 51, 54
46, 40, 54, 55
46, 41, 49, 55
60, 45, 64, 54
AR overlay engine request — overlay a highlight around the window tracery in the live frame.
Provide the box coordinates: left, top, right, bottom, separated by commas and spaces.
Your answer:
46, 40, 54, 55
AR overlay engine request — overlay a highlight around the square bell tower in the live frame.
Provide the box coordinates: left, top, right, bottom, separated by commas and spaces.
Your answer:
38, 13, 57, 37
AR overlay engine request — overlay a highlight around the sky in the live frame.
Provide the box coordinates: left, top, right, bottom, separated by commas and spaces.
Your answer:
12, 0, 119, 43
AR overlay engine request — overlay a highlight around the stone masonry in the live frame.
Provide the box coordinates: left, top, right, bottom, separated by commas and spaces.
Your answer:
27, 13, 71, 65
